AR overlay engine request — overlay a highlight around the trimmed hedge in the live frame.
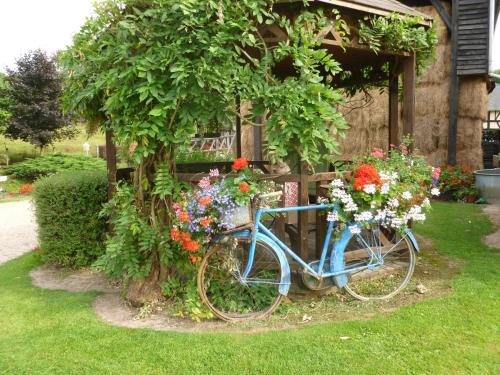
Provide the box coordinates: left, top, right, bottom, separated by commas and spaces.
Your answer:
33, 170, 108, 268
4, 153, 105, 181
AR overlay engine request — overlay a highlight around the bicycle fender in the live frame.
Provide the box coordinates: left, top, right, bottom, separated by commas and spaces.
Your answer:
330, 227, 353, 289
230, 230, 292, 296
403, 228, 420, 253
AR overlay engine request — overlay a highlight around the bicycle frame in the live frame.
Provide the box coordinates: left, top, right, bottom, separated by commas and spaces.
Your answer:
242, 204, 376, 282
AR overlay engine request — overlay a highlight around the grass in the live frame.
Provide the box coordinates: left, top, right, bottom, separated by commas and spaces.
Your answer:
0, 125, 105, 163
0, 203, 498, 374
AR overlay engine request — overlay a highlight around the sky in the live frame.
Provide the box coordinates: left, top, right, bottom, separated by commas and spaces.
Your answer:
0, 0, 499, 73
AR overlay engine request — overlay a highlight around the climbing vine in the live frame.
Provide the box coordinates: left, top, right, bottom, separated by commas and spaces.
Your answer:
61, 0, 438, 310
358, 14, 438, 75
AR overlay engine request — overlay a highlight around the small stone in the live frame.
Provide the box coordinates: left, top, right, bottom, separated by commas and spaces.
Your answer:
416, 283, 428, 294
302, 314, 312, 322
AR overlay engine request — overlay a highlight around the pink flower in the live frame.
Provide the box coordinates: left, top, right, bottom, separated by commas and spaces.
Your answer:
432, 167, 441, 180
128, 143, 137, 153
172, 202, 182, 211
198, 177, 210, 189
371, 148, 384, 158
209, 169, 219, 178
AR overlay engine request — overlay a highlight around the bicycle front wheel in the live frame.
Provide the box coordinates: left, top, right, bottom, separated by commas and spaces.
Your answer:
342, 224, 416, 301
197, 235, 283, 322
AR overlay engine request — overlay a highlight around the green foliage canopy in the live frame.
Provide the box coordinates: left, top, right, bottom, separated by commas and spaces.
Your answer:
61, 0, 351, 168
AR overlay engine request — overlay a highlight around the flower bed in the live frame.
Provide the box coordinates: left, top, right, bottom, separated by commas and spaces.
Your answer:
438, 164, 479, 203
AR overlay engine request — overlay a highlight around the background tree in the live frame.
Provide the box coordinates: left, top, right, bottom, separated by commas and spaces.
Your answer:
3, 50, 75, 152
0, 72, 11, 135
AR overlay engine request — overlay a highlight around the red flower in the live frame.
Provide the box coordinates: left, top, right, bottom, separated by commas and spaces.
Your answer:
170, 228, 181, 241
353, 164, 382, 191
189, 255, 202, 263
233, 157, 249, 171
18, 184, 34, 194
200, 217, 212, 227
182, 239, 200, 252
239, 182, 250, 193
198, 196, 212, 206
177, 210, 190, 223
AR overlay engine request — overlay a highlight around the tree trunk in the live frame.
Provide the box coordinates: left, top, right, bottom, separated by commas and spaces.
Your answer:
126, 145, 175, 306
126, 259, 166, 306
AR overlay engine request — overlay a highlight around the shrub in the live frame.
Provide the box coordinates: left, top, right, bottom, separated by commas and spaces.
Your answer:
439, 164, 479, 203
4, 152, 105, 181
33, 170, 108, 268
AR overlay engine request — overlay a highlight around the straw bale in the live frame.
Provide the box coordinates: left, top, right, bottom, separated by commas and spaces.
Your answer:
340, 90, 389, 156
338, 4, 486, 170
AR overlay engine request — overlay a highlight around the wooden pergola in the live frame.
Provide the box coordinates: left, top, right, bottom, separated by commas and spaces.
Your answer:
107, 0, 433, 262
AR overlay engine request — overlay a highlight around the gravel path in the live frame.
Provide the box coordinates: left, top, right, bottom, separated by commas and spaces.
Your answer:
0, 199, 38, 264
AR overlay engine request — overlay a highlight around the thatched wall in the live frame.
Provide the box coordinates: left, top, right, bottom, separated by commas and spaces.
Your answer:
340, 4, 488, 169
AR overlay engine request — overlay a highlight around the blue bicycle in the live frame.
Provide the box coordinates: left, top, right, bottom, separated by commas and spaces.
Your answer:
198, 193, 419, 322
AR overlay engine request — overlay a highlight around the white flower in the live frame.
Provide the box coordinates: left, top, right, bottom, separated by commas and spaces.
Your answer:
380, 171, 398, 184
402, 191, 412, 200
317, 196, 329, 204
344, 202, 358, 212
363, 184, 376, 194
413, 213, 426, 221
374, 209, 387, 222
331, 188, 346, 199
405, 205, 425, 222
388, 198, 399, 208
390, 217, 405, 228
349, 225, 361, 235
327, 211, 339, 222
354, 211, 373, 222
381, 183, 390, 195
431, 188, 440, 196
422, 197, 431, 207
330, 179, 344, 188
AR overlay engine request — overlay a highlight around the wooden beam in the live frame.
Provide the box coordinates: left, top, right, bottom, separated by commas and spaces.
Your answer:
402, 54, 416, 140
253, 116, 263, 161
236, 96, 242, 158
105, 129, 117, 200
430, 0, 452, 31
298, 161, 310, 261
315, 180, 328, 259
389, 57, 400, 147
447, 0, 459, 164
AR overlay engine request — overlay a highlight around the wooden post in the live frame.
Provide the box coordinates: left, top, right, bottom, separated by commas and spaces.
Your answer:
402, 53, 416, 141
105, 129, 117, 200
253, 116, 263, 160
315, 180, 328, 259
236, 96, 242, 158
447, 0, 459, 165
388, 57, 400, 147
274, 185, 286, 243
298, 161, 309, 260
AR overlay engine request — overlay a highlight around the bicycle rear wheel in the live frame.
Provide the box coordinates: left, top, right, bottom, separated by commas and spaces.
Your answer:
342, 224, 416, 300
197, 235, 283, 322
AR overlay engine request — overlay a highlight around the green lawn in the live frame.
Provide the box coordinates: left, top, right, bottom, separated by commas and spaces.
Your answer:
0, 125, 105, 163
0, 203, 498, 374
